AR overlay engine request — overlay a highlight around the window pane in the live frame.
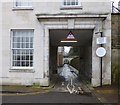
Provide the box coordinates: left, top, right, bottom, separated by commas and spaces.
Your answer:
26, 37, 29, 42
71, 0, 75, 5
14, 61, 20, 66
30, 43, 33, 48
13, 55, 15, 60
26, 55, 29, 60
26, 43, 29, 48
76, 0, 78, 5
13, 31, 17, 37
13, 37, 17, 42
64, 0, 66, 5
22, 43, 26, 48
26, 61, 29, 66
17, 43, 20, 48
17, 50, 21, 54
67, 0, 70, 5
12, 61, 15, 66
30, 55, 33, 60
13, 50, 17, 54
30, 62, 33, 67
17, 37, 21, 42
17, 61, 21, 66
22, 37, 26, 42
26, 50, 29, 54
22, 55, 25, 60
72, 2, 75, 5
16, 0, 21, 6
30, 50, 33, 54
22, 50, 26, 54
13, 43, 17, 48
21, 61, 26, 66
17, 55, 20, 60
30, 37, 33, 42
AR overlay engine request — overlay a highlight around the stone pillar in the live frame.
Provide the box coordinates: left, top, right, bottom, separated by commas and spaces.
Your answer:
92, 16, 111, 87
102, 14, 111, 85
92, 24, 101, 87
0, 2, 2, 86
40, 28, 49, 86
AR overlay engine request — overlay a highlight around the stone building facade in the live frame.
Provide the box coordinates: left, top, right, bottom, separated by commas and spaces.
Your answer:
0, 0, 111, 87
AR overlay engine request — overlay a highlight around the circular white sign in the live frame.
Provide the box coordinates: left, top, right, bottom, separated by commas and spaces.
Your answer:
96, 47, 106, 57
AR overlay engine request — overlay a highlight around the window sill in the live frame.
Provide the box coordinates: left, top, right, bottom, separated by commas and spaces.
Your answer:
10, 67, 35, 73
60, 6, 83, 10
12, 7, 34, 11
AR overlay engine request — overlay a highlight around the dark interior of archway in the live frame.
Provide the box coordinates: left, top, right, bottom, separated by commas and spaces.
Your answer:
49, 29, 93, 83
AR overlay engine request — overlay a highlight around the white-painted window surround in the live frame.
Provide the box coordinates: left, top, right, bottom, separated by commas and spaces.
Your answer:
64, 0, 79, 6
11, 29, 34, 69
61, 0, 82, 9
13, 0, 33, 10
15, 0, 32, 7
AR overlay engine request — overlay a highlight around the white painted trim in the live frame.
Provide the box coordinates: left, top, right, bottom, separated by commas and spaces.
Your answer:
13, 0, 33, 7
10, 67, 34, 70
12, 7, 33, 10
36, 14, 108, 19
10, 29, 34, 69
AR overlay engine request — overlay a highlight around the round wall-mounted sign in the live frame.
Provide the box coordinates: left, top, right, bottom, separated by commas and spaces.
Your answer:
96, 47, 106, 57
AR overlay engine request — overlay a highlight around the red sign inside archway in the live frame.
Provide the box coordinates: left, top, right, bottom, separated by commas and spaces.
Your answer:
61, 31, 77, 43
66, 31, 76, 40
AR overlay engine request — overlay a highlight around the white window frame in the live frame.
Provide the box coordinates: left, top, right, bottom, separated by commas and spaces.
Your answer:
10, 29, 34, 70
61, 0, 82, 9
13, 0, 33, 10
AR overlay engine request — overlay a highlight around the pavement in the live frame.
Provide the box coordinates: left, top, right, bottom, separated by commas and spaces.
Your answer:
0, 85, 52, 96
93, 85, 119, 104
1, 82, 119, 104
1, 83, 101, 103
81, 76, 119, 104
